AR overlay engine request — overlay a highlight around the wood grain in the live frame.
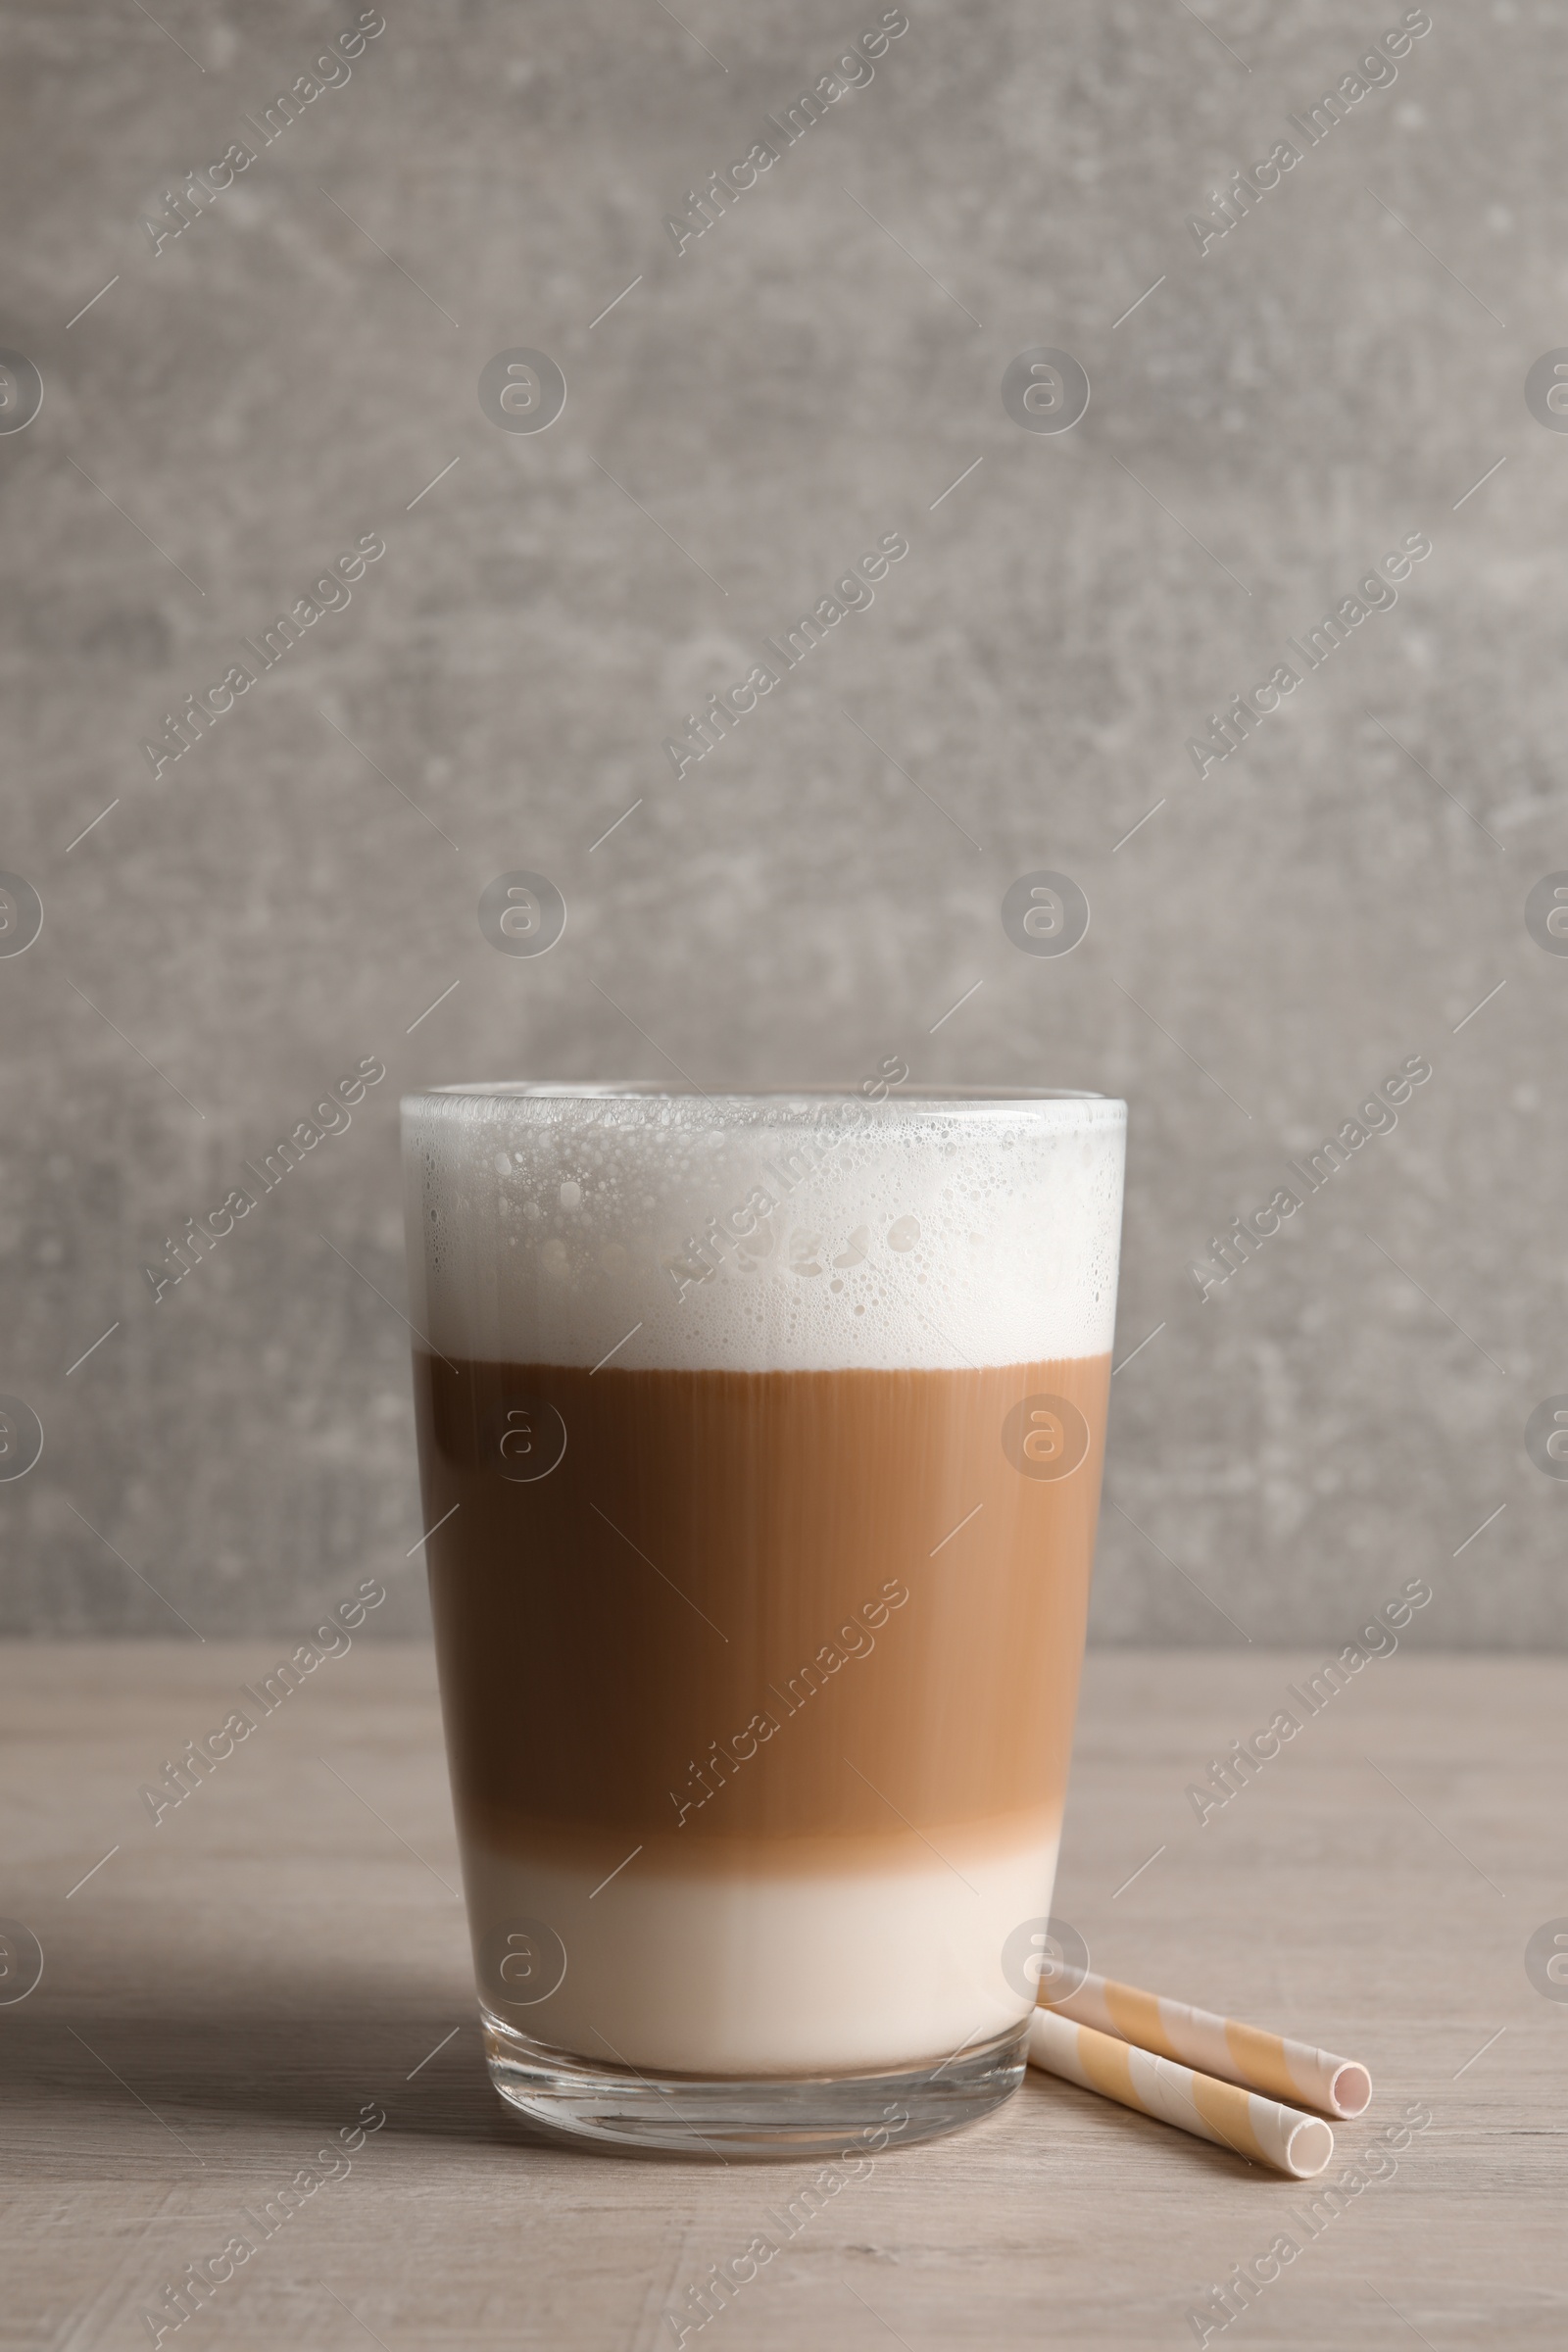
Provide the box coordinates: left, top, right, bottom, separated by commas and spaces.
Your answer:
1, 1642, 1562, 2349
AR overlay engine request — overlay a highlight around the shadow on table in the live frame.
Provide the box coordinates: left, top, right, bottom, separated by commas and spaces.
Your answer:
0, 1942, 609, 2159
10, 1942, 982, 2169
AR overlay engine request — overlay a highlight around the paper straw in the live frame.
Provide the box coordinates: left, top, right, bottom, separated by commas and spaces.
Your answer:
1037, 1970, 1372, 2121
1026, 2008, 1335, 2179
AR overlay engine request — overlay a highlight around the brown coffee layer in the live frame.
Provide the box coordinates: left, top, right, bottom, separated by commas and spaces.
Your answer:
413, 1355, 1110, 1854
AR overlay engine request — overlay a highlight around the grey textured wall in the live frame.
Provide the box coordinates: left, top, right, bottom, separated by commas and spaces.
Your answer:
2, 0, 1562, 1646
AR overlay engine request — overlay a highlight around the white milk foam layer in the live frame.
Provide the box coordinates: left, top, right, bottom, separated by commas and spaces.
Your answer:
403, 1089, 1125, 1373
466, 1829, 1058, 2074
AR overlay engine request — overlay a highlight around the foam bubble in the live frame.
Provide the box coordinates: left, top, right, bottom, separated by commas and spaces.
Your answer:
402, 1088, 1125, 1372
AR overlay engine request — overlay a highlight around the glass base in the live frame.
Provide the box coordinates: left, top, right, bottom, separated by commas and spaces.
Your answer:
481, 2005, 1029, 2158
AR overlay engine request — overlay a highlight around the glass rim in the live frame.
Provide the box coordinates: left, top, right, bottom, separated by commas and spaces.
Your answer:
403, 1081, 1123, 1109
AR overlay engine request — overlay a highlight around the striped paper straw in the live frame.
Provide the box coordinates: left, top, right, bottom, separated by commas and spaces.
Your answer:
1038, 1970, 1372, 2120
1026, 2009, 1335, 2179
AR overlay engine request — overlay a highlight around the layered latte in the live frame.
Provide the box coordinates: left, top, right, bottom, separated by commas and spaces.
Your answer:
404, 1086, 1124, 2079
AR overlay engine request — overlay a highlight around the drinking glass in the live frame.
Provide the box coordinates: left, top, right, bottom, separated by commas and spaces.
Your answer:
402, 1082, 1125, 2154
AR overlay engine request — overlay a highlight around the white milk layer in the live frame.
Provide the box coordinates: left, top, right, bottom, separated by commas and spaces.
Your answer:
464, 1829, 1059, 2075
403, 1087, 1125, 1373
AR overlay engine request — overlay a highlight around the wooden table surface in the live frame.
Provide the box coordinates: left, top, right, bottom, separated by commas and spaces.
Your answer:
3, 1642, 1562, 2350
